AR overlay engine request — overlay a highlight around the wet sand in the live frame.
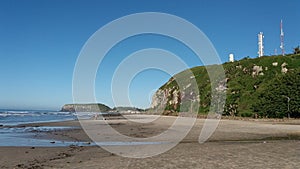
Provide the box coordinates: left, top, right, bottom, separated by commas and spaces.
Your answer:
0, 115, 299, 169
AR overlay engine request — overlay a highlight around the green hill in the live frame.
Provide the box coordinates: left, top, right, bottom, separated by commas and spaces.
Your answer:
152, 54, 300, 118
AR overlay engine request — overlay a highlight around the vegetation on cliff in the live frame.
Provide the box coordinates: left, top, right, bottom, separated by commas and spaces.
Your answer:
154, 54, 300, 118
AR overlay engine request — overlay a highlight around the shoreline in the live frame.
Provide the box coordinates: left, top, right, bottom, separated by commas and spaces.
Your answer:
1, 115, 300, 143
1, 115, 300, 145
0, 115, 300, 168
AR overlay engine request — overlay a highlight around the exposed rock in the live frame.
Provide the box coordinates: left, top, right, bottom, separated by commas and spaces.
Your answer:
281, 67, 288, 73
281, 62, 287, 67
236, 65, 242, 69
254, 85, 258, 89
281, 62, 288, 73
151, 89, 165, 108
216, 79, 228, 92
252, 65, 263, 77
216, 85, 227, 91
184, 83, 191, 90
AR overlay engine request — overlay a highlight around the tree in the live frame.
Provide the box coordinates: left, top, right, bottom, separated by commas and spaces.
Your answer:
252, 69, 300, 118
294, 46, 300, 54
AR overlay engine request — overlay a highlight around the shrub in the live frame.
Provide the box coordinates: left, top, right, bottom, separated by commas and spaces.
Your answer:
241, 112, 253, 117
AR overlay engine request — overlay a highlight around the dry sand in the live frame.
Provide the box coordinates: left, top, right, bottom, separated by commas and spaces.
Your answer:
0, 115, 299, 169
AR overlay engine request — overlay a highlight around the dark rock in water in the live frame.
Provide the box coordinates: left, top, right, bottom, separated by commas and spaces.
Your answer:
0, 124, 3, 127
50, 141, 56, 144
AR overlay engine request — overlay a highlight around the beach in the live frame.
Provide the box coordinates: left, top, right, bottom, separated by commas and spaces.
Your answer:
0, 115, 299, 169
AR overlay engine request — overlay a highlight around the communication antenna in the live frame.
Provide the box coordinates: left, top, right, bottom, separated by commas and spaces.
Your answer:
280, 19, 285, 56
258, 32, 264, 57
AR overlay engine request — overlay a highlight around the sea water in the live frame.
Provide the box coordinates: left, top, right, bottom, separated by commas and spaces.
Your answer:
0, 110, 168, 147
0, 109, 78, 126
0, 109, 94, 146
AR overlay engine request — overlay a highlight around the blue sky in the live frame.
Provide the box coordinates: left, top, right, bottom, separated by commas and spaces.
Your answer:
0, 0, 299, 110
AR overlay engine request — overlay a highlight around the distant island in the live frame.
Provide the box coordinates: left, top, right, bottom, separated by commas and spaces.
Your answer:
61, 103, 144, 114
61, 103, 112, 112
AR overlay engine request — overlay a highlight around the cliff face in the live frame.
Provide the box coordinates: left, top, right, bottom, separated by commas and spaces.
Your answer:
152, 54, 300, 118
61, 103, 111, 112
150, 86, 182, 115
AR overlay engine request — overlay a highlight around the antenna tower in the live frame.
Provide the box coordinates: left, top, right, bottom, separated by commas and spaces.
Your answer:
280, 19, 285, 56
258, 32, 264, 57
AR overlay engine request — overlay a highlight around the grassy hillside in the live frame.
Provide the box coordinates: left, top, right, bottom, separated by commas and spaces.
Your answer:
156, 54, 300, 118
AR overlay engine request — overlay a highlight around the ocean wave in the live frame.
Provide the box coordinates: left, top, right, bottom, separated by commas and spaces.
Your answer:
0, 126, 78, 134
0, 111, 74, 116
0, 110, 77, 126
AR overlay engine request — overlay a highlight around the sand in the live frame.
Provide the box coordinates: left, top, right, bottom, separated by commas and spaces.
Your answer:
0, 115, 299, 169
